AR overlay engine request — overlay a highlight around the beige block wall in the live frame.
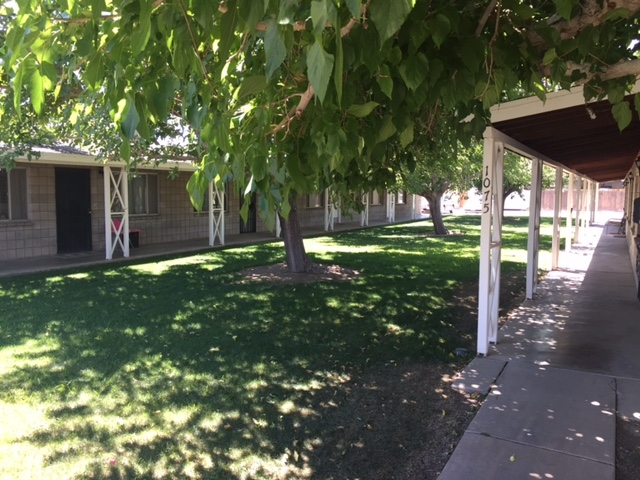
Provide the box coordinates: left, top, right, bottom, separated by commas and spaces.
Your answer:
0, 164, 57, 261
0, 163, 418, 261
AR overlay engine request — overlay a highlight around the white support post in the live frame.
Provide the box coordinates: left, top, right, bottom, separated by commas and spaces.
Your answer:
104, 166, 129, 259
526, 158, 543, 299
594, 183, 600, 223
361, 193, 369, 226
551, 167, 563, 270
104, 166, 113, 260
122, 172, 130, 258
477, 131, 505, 355
209, 181, 225, 246
411, 194, 416, 220
324, 188, 336, 231
275, 214, 281, 238
574, 177, 582, 243
324, 189, 330, 231
590, 182, 598, 224
387, 192, 396, 223
566, 173, 573, 252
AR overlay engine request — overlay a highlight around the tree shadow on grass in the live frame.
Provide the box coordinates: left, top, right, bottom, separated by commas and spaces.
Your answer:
0, 219, 536, 479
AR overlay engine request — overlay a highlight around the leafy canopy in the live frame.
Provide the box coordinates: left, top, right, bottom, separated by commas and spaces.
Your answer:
2, 0, 640, 221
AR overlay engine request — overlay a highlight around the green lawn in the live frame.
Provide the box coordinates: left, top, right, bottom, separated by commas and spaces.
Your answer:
0, 216, 551, 479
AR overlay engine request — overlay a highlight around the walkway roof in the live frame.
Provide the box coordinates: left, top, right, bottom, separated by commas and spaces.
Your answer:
490, 85, 640, 182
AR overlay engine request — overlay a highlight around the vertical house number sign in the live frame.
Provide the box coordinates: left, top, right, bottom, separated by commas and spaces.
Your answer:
483, 165, 491, 214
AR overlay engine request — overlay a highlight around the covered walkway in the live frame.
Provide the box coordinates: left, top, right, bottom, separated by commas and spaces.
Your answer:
0, 215, 424, 278
443, 223, 640, 479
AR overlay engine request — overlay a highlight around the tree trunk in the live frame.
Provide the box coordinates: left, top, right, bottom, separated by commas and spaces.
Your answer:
278, 202, 312, 273
427, 194, 449, 235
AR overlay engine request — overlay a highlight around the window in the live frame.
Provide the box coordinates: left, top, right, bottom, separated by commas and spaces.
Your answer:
0, 168, 28, 220
396, 190, 407, 204
370, 190, 383, 206
307, 191, 324, 208
129, 173, 158, 215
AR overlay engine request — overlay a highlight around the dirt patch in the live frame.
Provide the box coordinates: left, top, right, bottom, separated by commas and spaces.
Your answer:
235, 262, 530, 478
302, 362, 482, 480
238, 262, 361, 284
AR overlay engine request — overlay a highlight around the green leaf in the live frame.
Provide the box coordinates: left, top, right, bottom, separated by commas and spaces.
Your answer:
29, 68, 45, 114
398, 53, 429, 91
307, 41, 334, 103
553, 0, 578, 20
542, 48, 557, 65
377, 114, 397, 143
606, 83, 625, 104
120, 138, 131, 162
346, 101, 379, 118
134, 94, 151, 140
311, 0, 329, 35
376, 64, 393, 99
460, 40, 484, 73
219, 0, 238, 65
149, 76, 178, 122
346, 0, 360, 18
117, 95, 140, 140
334, 33, 343, 106
264, 22, 286, 79
429, 13, 451, 48
212, 112, 231, 153
238, 0, 264, 30
602, 7, 630, 22
235, 75, 268, 100
277, 0, 298, 25
84, 50, 105, 90
550, 60, 568, 82
186, 170, 207, 211
612, 101, 632, 131
369, 0, 414, 44
131, 0, 151, 56
400, 120, 414, 148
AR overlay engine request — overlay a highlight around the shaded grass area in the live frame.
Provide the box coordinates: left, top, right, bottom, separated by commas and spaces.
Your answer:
0, 216, 550, 479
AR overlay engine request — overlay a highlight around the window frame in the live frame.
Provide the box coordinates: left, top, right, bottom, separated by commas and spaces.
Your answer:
307, 191, 324, 209
0, 167, 28, 221
370, 189, 384, 206
396, 190, 407, 205
128, 172, 159, 215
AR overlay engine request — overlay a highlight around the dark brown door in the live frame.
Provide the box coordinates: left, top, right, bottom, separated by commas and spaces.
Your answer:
55, 168, 92, 253
239, 192, 257, 233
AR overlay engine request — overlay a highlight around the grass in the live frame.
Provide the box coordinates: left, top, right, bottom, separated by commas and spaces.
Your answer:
0, 215, 552, 479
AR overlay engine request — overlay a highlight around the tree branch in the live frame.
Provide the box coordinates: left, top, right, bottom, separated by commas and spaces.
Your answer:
267, 0, 371, 136
475, 0, 499, 37
527, 0, 640, 49
541, 57, 640, 83
176, 0, 216, 96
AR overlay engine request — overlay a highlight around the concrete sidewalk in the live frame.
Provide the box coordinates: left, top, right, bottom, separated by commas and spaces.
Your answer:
442, 224, 640, 479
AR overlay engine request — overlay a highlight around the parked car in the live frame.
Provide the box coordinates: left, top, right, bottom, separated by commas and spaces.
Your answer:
441, 195, 456, 214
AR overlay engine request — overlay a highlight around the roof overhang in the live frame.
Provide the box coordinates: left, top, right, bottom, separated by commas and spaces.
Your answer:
490, 84, 640, 183
12, 148, 199, 173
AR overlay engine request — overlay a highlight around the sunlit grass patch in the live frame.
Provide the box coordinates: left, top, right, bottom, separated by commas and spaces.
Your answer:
0, 215, 549, 479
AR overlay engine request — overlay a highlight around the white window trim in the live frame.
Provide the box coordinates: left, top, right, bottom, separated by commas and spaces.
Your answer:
307, 192, 324, 209
0, 167, 28, 221
129, 173, 159, 215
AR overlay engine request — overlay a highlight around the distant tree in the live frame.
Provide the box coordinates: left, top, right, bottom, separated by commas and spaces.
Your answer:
401, 117, 482, 234
473, 151, 557, 217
